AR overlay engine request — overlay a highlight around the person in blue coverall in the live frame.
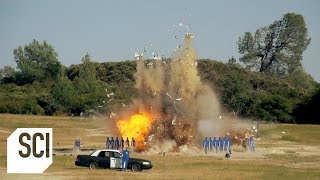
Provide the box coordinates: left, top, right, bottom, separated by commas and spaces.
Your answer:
249, 135, 255, 152
224, 136, 228, 152
122, 148, 130, 171
203, 137, 209, 154
213, 137, 218, 153
218, 137, 224, 152
226, 136, 231, 152
209, 137, 213, 152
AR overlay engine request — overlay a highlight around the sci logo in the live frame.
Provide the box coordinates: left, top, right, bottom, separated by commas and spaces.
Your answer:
7, 128, 52, 173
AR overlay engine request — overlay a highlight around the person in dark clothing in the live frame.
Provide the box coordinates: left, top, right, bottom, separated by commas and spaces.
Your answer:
125, 137, 130, 148
106, 137, 111, 149
120, 137, 125, 150
110, 137, 115, 149
115, 137, 120, 150
131, 137, 136, 147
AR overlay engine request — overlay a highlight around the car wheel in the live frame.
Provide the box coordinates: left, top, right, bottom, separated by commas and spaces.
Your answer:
131, 163, 142, 172
89, 162, 98, 169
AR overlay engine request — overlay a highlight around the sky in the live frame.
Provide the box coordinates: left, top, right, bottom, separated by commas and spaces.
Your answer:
0, 0, 319, 82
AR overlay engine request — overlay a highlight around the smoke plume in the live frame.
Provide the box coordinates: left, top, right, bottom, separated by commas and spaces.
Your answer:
117, 33, 228, 151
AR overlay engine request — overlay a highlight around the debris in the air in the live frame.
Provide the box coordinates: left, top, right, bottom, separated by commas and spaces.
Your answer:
153, 54, 162, 60
135, 52, 143, 60
166, 92, 173, 99
148, 134, 155, 141
109, 112, 117, 119
185, 33, 194, 39
107, 93, 114, 98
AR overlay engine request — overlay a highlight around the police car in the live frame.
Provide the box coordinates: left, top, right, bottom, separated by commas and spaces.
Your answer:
75, 149, 153, 172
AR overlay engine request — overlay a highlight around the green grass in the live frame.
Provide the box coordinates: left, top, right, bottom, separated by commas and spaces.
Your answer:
259, 124, 320, 145
266, 154, 320, 163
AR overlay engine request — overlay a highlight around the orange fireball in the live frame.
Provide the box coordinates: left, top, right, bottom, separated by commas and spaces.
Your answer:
116, 114, 152, 151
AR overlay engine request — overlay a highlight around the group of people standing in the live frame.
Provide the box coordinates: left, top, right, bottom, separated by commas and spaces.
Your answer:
203, 136, 232, 154
106, 137, 136, 150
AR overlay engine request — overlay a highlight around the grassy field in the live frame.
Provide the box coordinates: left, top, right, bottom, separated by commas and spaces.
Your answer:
0, 114, 320, 180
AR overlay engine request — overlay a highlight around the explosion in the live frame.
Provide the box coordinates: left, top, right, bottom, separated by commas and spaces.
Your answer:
116, 32, 228, 152
116, 114, 153, 151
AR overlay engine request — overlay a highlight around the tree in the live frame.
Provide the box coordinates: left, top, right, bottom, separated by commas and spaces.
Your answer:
13, 39, 61, 81
286, 68, 317, 94
0, 66, 16, 83
0, 66, 16, 78
51, 67, 76, 113
227, 56, 237, 65
217, 73, 251, 114
73, 54, 104, 115
237, 13, 311, 76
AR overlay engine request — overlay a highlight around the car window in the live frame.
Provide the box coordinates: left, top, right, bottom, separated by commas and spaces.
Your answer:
114, 152, 121, 158
105, 151, 110, 157
98, 151, 106, 157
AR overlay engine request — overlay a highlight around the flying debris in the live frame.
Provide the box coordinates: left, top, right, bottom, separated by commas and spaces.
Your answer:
185, 33, 194, 39
148, 134, 155, 141
135, 52, 143, 60
153, 54, 162, 60
171, 116, 176, 125
109, 112, 117, 119
166, 92, 173, 99
107, 93, 114, 98
175, 97, 182, 101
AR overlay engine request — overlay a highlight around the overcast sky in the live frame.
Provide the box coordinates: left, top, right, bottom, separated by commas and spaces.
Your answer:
0, 0, 319, 81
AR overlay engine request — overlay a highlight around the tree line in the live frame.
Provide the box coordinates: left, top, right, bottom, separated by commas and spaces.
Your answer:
0, 12, 319, 124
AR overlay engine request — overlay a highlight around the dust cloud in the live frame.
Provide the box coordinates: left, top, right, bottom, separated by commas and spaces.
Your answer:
116, 32, 251, 153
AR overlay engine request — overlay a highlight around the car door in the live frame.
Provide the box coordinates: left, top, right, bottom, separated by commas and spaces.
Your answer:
110, 152, 122, 169
97, 151, 110, 168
